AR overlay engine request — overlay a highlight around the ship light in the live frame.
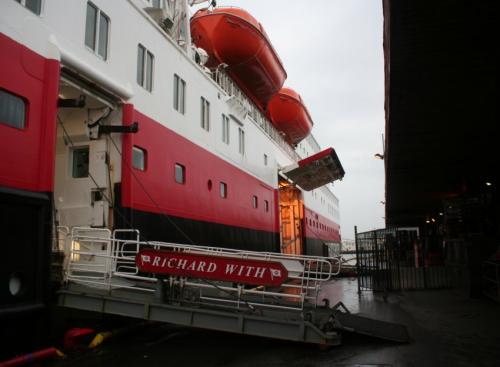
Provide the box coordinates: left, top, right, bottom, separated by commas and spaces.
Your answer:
71, 241, 81, 262
9, 273, 23, 296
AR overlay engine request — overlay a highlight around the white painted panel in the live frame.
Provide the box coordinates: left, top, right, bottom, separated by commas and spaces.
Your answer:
89, 139, 107, 188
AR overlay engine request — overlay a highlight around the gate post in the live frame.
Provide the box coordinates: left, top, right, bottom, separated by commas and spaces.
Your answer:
355, 226, 360, 293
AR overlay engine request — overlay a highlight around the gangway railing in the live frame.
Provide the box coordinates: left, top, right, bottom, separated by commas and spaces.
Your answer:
58, 227, 410, 346
64, 228, 341, 312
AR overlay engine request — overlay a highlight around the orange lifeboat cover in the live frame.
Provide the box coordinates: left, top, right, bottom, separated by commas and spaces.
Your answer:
267, 87, 314, 145
190, 7, 287, 110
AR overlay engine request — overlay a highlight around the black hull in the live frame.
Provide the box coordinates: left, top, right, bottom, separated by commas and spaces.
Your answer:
0, 187, 52, 358
303, 237, 329, 257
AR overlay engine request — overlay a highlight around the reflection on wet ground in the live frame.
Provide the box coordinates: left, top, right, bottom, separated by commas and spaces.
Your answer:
316, 277, 371, 313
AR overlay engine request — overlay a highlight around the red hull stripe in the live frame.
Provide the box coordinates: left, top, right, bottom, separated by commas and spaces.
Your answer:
0, 33, 59, 192
299, 148, 333, 167
121, 107, 279, 234
303, 206, 341, 242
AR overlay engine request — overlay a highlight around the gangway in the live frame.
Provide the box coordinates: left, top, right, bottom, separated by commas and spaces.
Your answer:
57, 227, 409, 345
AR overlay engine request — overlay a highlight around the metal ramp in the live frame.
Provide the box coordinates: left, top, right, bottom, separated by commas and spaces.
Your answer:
59, 285, 341, 345
56, 227, 409, 346
329, 303, 409, 343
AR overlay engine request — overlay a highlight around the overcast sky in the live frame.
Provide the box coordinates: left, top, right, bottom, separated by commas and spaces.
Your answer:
197, 0, 385, 239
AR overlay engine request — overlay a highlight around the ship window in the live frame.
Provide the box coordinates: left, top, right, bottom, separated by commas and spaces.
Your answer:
151, 0, 163, 8
137, 44, 154, 92
15, 0, 42, 15
173, 74, 186, 114
264, 154, 268, 166
98, 12, 109, 59
222, 114, 230, 144
0, 89, 26, 129
252, 195, 258, 209
174, 163, 185, 184
219, 182, 227, 198
264, 200, 269, 212
132, 146, 146, 171
238, 128, 245, 155
201, 97, 210, 131
72, 146, 89, 178
85, 2, 109, 60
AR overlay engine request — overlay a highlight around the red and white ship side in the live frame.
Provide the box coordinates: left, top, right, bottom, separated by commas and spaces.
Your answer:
0, 0, 344, 350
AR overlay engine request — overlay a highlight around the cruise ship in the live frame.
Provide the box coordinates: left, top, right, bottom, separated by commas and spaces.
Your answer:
0, 0, 344, 347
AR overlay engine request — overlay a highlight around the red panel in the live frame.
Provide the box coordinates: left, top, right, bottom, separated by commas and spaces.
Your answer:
298, 148, 333, 167
0, 33, 59, 192
121, 108, 278, 233
303, 206, 341, 243
136, 249, 288, 286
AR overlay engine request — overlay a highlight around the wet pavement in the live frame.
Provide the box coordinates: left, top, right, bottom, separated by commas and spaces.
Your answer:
48, 278, 500, 367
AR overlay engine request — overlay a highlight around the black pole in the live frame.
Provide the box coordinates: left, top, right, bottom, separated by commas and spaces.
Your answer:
355, 225, 360, 293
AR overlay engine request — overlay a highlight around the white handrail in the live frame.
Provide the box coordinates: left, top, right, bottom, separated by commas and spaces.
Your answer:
65, 227, 342, 311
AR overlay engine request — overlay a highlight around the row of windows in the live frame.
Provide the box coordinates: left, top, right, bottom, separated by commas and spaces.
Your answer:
86, 3, 249, 156
172, 73, 245, 153
306, 217, 336, 233
89, 3, 250, 157
131, 146, 269, 211
65, 145, 280, 217
252, 196, 270, 212
312, 189, 337, 217
7, 2, 266, 167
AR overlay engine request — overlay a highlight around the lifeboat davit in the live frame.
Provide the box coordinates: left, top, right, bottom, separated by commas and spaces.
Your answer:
267, 87, 314, 145
190, 7, 287, 110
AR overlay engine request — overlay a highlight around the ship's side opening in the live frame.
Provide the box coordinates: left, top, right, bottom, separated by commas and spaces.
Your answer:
278, 178, 304, 255
54, 74, 121, 232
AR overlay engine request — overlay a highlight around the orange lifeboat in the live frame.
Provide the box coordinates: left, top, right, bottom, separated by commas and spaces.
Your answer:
267, 87, 314, 145
190, 7, 287, 110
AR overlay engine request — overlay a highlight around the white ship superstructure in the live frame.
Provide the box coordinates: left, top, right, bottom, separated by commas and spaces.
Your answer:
0, 0, 344, 332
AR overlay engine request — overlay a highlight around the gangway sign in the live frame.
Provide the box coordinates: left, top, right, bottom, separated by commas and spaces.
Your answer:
136, 249, 288, 286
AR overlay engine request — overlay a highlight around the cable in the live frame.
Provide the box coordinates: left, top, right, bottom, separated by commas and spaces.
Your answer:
58, 114, 277, 312
107, 134, 196, 245
57, 115, 136, 233
106, 131, 257, 310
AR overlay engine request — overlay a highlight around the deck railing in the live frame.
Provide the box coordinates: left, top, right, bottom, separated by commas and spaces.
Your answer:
213, 69, 300, 161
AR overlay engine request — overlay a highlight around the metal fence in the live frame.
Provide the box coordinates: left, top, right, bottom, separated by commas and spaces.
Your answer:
483, 260, 500, 302
355, 226, 452, 292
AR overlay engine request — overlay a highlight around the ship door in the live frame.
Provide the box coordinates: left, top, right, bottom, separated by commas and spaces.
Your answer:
279, 179, 304, 255
54, 77, 116, 228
